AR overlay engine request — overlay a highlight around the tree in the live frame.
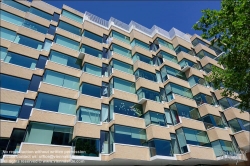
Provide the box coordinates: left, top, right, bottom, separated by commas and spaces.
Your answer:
193, 0, 250, 111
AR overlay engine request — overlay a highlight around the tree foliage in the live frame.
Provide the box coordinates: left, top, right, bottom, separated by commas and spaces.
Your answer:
193, 0, 250, 111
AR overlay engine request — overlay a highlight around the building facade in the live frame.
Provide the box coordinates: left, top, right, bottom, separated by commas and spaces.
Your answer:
0, 0, 249, 165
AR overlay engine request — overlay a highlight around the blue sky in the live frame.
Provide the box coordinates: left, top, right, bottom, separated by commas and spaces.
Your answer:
44, 0, 221, 35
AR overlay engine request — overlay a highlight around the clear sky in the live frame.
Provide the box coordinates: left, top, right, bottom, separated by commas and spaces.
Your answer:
44, 0, 221, 35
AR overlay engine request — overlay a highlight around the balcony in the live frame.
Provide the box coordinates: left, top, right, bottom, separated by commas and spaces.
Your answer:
198, 103, 221, 117
0, 119, 28, 138
146, 125, 174, 140
234, 131, 250, 152
206, 127, 231, 142
223, 107, 250, 122
174, 116, 206, 131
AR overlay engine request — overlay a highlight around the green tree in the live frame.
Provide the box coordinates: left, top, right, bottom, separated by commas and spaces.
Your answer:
193, 0, 250, 111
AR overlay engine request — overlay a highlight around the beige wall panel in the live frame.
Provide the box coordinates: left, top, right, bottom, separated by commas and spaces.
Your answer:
16, 119, 29, 129
33, 68, 44, 76
114, 144, 150, 161
46, 61, 82, 77
143, 100, 165, 114
8, 43, 40, 59
152, 34, 173, 45
234, 131, 250, 150
83, 21, 108, 36
17, 26, 45, 42
59, 15, 82, 29
81, 37, 103, 50
163, 102, 170, 109
0, 121, 16, 137
195, 43, 216, 57
164, 75, 190, 88
50, 20, 58, 27
189, 145, 216, 160
0, 89, 24, 105
40, 50, 50, 57
200, 56, 222, 68
172, 36, 193, 49
135, 78, 160, 92
102, 97, 109, 105
177, 51, 197, 63
146, 125, 171, 140
130, 29, 152, 43
214, 89, 240, 101
56, 28, 81, 42
156, 45, 177, 56
191, 84, 212, 96
224, 107, 250, 121
25, 12, 50, 27
81, 72, 102, 86
176, 153, 191, 161
102, 76, 109, 83
30, 109, 75, 126
0, 62, 33, 79
0, 20, 19, 32
111, 89, 138, 103
168, 94, 197, 108
185, 68, 204, 78
51, 43, 79, 58
73, 122, 100, 138
83, 53, 103, 67
38, 82, 79, 99
111, 53, 133, 65
112, 69, 135, 82
1, 3, 26, 18
198, 104, 221, 117
25, 91, 37, 100
113, 113, 145, 129
159, 59, 181, 71
62, 4, 84, 17
109, 38, 131, 50
175, 117, 206, 131
45, 34, 54, 40
31, 1, 61, 14
0, 38, 11, 48
77, 94, 102, 110
207, 128, 231, 142
191, 34, 211, 45
132, 46, 152, 58
133, 60, 155, 73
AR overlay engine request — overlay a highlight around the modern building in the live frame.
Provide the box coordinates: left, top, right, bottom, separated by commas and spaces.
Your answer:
0, 0, 249, 165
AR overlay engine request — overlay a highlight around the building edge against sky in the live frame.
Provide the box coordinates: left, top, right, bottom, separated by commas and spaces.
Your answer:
0, 0, 250, 165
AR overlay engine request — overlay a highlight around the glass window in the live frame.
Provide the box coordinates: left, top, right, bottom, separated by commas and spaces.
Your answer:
81, 44, 102, 58
61, 10, 83, 23
165, 83, 193, 99
137, 88, 160, 102
110, 30, 130, 44
111, 77, 135, 94
144, 111, 166, 126
160, 65, 186, 82
219, 98, 240, 110
58, 21, 81, 36
35, 93, 76, 115
83, 30, 103, 43
101, 104, 109, 122
77, 107, 100, 124
228, 118, 250, 133
0, 47, 8, 60
18, 99, 34, 119
22, 19, 48, 34
80, 83, 101, 98
73, 137, 100, 156
47, 25, 56, 36
196, 50, 216, 59
157, 38, 174, 50
101, 82, 109, 97
174, 45, 195, 56
203, 63, 213, 73
192, 38, 209, 47
25, 122, 73, 146
156, 71, 162, 83
36, 55, 47, 69
28, 75, 42, 91
153, 55, 163, 66
193, 93, 216, 106
0, 10, 24, 26
0, 138, 9, 158
170, 133, 181, 154
5, 129, 25, 155
49, 50, 82, 69
148, 139, 173, 157
43, 39, 52, 51
0, 74, 30, 92
100, 131, 109, 154
188, 75, 208, 87
134, 69, 157, 82
110, 99, 143, 118
158, 51, 178, 63
3, 52, 37, 69
179, 59, 201, 70
83, 63, 102, 77
211, 140, 235, 157
43, 70, 79, 90
52, 13, 60, 22
131, 39, 149, 50
14, 34, 43, 50
111, 125, 147, 146
170, 103, 200, 120
132, 52, 153, 65
2, 0, 29, 12
165, 109, 173, 125
0, 27, 16, 41
54, 34, 79, 50
112, 44, 132, 58
29, 7, 52, 21
0, 103, 21, 121
112, 59, 133, 74
201, 114, 225, 129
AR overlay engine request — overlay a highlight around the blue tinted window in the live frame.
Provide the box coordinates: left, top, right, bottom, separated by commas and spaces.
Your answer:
0, 27, 16, 41
61, 10, 83, 23
193, 93, 216, 106
112, 59, 133, 74
81, 83, 101, 98
169, 103, 200, 120
0, 74, 30, 92
0, 10, 24, 26
131, 39, 149, 50
112, 44, 132, 58
202, 115, 225, 129
58, 21, 81, 36
14, 34, 43, 50
110, 30, 130, 44
134, 69, 157, 82
112, 77, 135, 93
157, 38, 174, 50
28, 75, 42, 91
160, 65, 186, 81
36, 55, 47, 69
49, 50, 82, 69
29, 7, 52, 20
54, 35, 79, 50
197, 50, 216, 59
165, 83, 193, 99
47, 25, 56, 36
148, 139, 172, 156
175, 45, 195, 56
83, 30, 103, 43
19, 99, 34, 119
52, 12, 60, 22
188, 75, 208, 87
35, 93, 76, 115
3, 52, 37, 69
0, 103, 20, 121
43, 39, 52, 51
73, 137, 100, 156
22, 20, 48, 34
83, 63, 102, 77
77, 107, 100, 124
0, 47, 8, 60
144, 111, 166, 126
2, 0, 29, 12
81, 44, 102, 58
158, 51, 178, 63
137, 88, 160, 102
132, 53, 153, 65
